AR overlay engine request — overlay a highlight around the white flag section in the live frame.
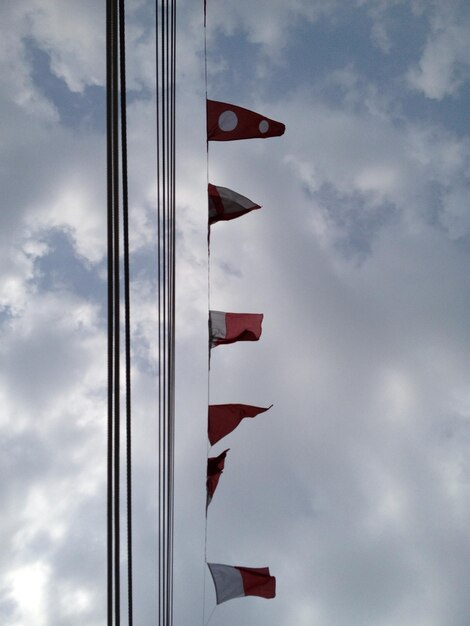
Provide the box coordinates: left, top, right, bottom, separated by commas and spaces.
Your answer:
209, 311, 263, 348
208, 563, 276, 604
208, 183, 261, 225
208, 563, 244, 604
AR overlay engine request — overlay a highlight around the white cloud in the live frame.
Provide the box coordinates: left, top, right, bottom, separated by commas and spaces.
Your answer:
28, 0, 105, 93
183, 63, 470, 620
0, 284, 107, 625
407, 3, 470, 99
2, 0, 470, 624
206, 0, 338, 61
439, 186, 470, 239
5, 562, 50, 626
0, 4, 57, 121
357, 0, 405, 54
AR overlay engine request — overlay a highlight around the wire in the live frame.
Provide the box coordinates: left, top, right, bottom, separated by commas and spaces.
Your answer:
106, 0, 115, 622
167, 2, 177, 624
107, 0, 177, 622
156, 2, 177, 625
155, 2, 163, 623
118, 0, 134, 624
106, 0, 122, 622
106, 1, 134, 623
112, 0, 121, 617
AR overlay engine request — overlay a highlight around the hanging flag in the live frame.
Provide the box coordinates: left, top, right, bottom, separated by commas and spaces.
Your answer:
209, 183, 261, 225
207, 99, 285, 141
209, 311, 263, 348
208, 563, 276, 604
207, 449, 229, 508
208, 404, 273, 446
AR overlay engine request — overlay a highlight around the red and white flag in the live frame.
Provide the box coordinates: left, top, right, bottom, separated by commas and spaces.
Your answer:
210, 311, 263, 348
207, 99, 285, 141
208, 183, 261, 225
207, 449, 229, 508
208, 563, 276, 604
208, 404, 273, 446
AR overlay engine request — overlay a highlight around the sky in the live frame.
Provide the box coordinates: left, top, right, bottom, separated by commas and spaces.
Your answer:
1, 0, 470, 624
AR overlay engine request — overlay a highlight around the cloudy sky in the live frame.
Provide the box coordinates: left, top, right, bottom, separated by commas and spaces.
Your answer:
2, 0, 470, 624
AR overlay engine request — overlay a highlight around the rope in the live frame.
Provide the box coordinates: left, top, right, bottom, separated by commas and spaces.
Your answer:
118, 0, 134, 623
106, 0, 121, 622
107, 1, 134, 623
106, 0, 115, 622
205, 605, 217, 626
112, 0, 121, 616
168, 3, 177, 625
160, 2, 168, 623
106, 0, 177, 622
156, 2, 177, 625
162, 3, 169, 622
155, 2, 163, 623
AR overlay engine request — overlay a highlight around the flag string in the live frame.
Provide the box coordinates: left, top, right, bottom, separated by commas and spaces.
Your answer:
201, 0, 285, 618
203, 0, 212, 624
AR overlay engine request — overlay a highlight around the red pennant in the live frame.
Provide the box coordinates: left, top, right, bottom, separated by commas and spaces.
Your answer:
208, 563, 276, 604
209, 311, 263, 347
208, 404, 273, 445
207, 449, 229, 507
209, 183, 261, 225
238, 566, 276, 599
207, 99, 285, 141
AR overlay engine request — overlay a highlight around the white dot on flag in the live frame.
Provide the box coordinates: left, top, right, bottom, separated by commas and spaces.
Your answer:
259, 120, 269, 133
218, 110, 238, 132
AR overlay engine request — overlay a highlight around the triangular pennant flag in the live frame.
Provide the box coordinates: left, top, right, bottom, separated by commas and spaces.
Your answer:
208, 404, 273, 446
207, 449, 229, 508
209, 183, 261, 225
207, 99, 285, 141
209, 311, 263, 348
208, 563, 276, 604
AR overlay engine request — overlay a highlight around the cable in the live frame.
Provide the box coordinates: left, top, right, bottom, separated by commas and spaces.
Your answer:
106, 0, 122, 623
106, 0, 115, 623
168, 2, 177, 623
161, 3, 169, 622
111, 0, 121, 618
106, 1, 128, 623
118, 0, 134, 624
155, 3, 163, 624
107, 1, 177, 622
106, 1, 177, 623
155, 2, 176, 625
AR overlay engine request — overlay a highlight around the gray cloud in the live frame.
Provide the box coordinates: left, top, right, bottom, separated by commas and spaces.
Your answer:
2, 0, 470, 624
